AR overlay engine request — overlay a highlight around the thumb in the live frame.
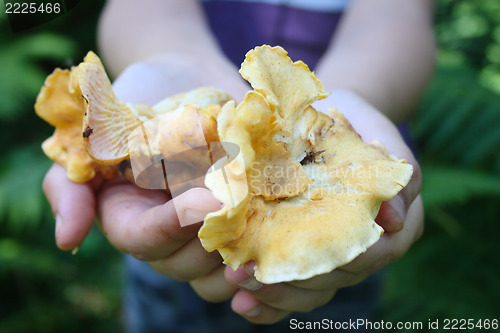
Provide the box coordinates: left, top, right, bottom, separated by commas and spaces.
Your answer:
98, 185, 220, 261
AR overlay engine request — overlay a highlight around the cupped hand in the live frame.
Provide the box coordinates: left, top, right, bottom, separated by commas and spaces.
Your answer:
43, 159, 237, 295
42, 57, 247, 292
196, 90, 424, 324
43, 63, 423, 325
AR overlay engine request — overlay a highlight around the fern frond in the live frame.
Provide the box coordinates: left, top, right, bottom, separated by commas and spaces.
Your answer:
412, 67, 500, 169
421, 165, 500, 209
422, 90, 482, 155
440, 103, 500, 162
460, 127, 500, 167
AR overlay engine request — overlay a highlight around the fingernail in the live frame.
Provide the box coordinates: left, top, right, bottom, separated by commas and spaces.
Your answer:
72, 246, 79, 255
238, 277, 263, 291
245, 306, 261, 317
244, 261, 257, 276
391, 195, 406, 224
180, 208, 210, 227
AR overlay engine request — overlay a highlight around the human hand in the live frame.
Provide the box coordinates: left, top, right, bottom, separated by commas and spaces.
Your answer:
42, 59, 204, 250
43, 56, 247, 254
43, 64, 422, 325
206, 90, 424, 324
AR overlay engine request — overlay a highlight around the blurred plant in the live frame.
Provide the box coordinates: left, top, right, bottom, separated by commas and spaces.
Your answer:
1, 0, 499, 331
379, 0, 500, 328
0, 33, 76, 120
380, 67, 500, 326
435, 0, 500, 92
0, 145, 52, 231
0, 2, 122, 332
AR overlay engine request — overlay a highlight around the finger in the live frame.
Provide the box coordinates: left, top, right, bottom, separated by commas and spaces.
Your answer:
244, 284, 336, 313
288, 269, 369, 291
189, 265, 238, 303
231, 290, 291, 324
149, 238, 222, 282
403, 159, 422, 204
375, 157, 421, 233
376, 195, 405, 233
316, 92, 422, 232
42, 163, 100, 250
375, 158, 421, 233
225, 264, 336, 313
342, 196, 424, 274
97, 185, 220, 260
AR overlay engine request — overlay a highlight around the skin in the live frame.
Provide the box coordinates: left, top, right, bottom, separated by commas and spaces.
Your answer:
43, 0, 435, 325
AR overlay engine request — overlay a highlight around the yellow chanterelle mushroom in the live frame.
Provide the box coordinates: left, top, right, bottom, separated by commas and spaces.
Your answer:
199, 46, 413, 283
36, 45, 412, 284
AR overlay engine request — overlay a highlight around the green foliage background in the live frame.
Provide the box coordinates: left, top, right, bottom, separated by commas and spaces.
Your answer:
0, 2, 122, 332
380, 0, 500, 330
0, 0, 499, 332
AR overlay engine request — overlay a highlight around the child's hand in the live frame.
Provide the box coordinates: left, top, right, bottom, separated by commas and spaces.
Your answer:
196, 91, 424, 324
43, 55, 247, 249
42, 65, 423, 325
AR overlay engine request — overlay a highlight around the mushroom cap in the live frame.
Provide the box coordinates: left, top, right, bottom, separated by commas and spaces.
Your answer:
36, 45, 412, 284
35, 51, 232, 183
77, 52, 145, 165
35, 64, 117, 182
125, 88, 231, 192
199, 45, 413, 284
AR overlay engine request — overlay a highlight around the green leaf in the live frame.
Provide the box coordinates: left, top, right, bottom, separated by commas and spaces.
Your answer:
422, 90, 482, 155
0, 33, 76, 120
439, 102, 500, 162
421, 165, 500, 209
412, 67, 500, 168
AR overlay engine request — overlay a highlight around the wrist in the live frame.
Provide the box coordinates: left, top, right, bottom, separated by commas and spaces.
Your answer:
146, 52, 249, 101
111, 51, 249, 105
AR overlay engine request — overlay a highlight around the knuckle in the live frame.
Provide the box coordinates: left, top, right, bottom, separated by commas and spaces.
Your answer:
149, 260, 197, 282
129, 251, 155, 262
267, 288, 336, 313
289, 302, 317, 313
295, 291, 335, 313
193, 288, 231, 303
244, 309, 290, 325
170, 270, 197, 282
